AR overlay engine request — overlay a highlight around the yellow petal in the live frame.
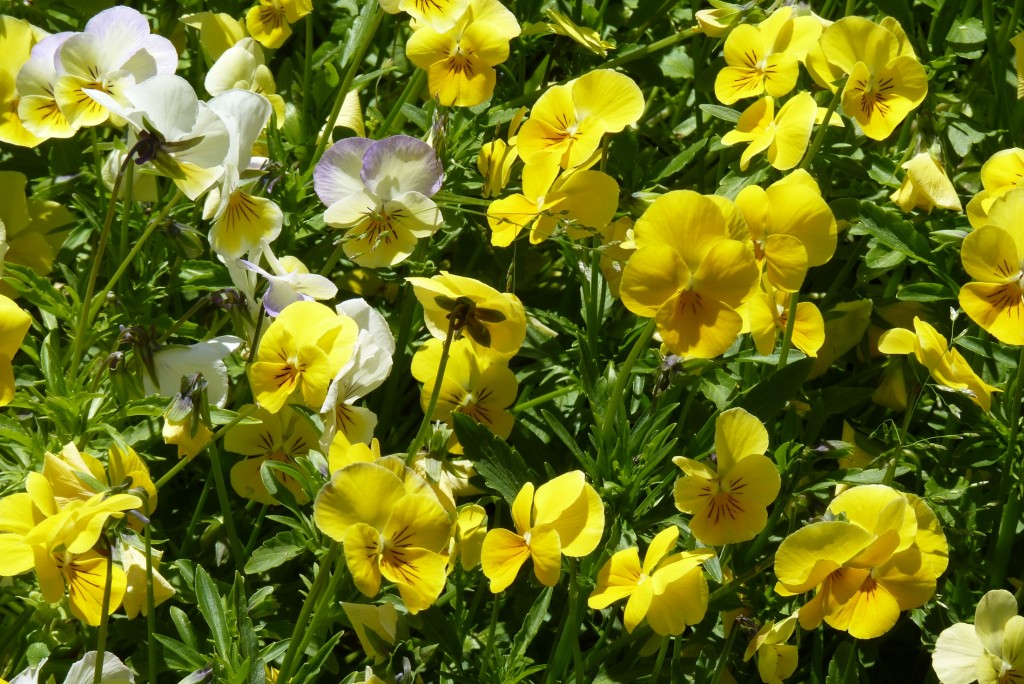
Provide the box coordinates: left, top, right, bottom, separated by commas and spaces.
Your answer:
768, 91, 816, 170
533, 472, 604, 556
619, 246, 688, 318
314, 462, 407, 541
381, 545, 448, 614
588, 547, 641, 609
877, 327, 917, 355
481, 527, 529, 592
714, 407, 769, 472
344, 522, 384, 598
210, 191, 283, 259
571, 69, 644, 133
774, 521, 873, 592
959, 282, 1024, 346
647, 561, 709, 635
656, 294, 744, 359
246, 3, 293, 49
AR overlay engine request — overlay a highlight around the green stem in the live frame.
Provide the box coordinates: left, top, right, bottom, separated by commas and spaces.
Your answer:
154, 404, 259, 491
407, 312, 459, 459
70, 142, 142, 373
207, 443, 244, 567
89, 190, 184, 321
118, 156, 134, 262
482, 592, 501, 679
511, 385, 576, 414
276, 542, 343, 684
710, 615, 740, 684
991, 344, 1024, 588
302, 14, 314, 136
567, 559, 584, 684
883, 380, 921, 486
93, 545, 114, 684
983, 0, 1009, 144
709, 557, 774, 603
800, 81, 844, 171
306, 3, 385, 175
318, 239, 347, 277
156, 295, 208, 345
650, 637, 669, 683
291, 547, 347, 673
377, 68, 426, 139
602, 28, 697, 69
776, 292, 800, 368
600, 318, 658, 457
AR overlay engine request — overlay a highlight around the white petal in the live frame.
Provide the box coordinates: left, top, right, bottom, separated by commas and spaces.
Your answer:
206, 46, 258, 96
125, 74, 198, 141
933, 623, 985, 684
977, 590, 1019, 660
207, 89, 271, 169
63, 651, 134, 684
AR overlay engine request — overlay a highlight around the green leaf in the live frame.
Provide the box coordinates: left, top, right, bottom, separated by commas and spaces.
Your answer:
541, 409, 598, 479
739, 358, 815, 421
699, 104, 741, 123
848, 202, 935, 265
195, 564, 231, 659
653, 139, 707, 182
170, 605, 200, 651
896, 282, 954, 302
659, 45, 693, 80
826, 641, 860, 684
511, 586, 553, 663
153, 635, 209, 672
245, 531, 306, 574
452, 412, 531, 505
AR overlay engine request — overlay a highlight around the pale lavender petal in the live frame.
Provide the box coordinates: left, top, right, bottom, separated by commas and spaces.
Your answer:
30, 32, 74, 66
360, 135, 443, 199
239, 259, 272, 279
313, 137, 373, 206
263, 280, 307, 317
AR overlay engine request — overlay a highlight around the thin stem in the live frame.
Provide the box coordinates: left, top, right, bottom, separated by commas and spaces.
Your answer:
650, 637, 669, 684
154, 405, 259, 491
207, 443, 244, 567
71, 143, 142, 373
118, 156, 134, 262
600, 318, 658, 458
800, 81, 844, 171
710, 615, 740, 684
318, 239, 347, 277
983, 0, 1009, 145
306, 3, 385, 175
90, 190, 185, 321
291, 548, 348, 676
991, 344, 1024, 588
883, 380, 921, 486
776, 292, 800, 368
511, 385, 576, 414
93, 546, 115, 684
302, 14, 314, 135
482, 592, 501, 679
602, 28, 697, 69
156, 295, 208, 345
377, 68, 426, 139
276, 542, 343, 684
407, 314, 458, 459
567, 559, 584, 684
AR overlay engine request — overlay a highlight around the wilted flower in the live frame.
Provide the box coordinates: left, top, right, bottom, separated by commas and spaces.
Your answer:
890, 152, 962, 213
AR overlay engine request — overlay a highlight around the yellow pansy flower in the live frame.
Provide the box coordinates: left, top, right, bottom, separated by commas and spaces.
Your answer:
0, 15, 46, 148
588, 526, 715, 635
818, 16, 928, 140
411, 337, 518, 446
743, 614, 800, 684
406, 0, 520, 108
119, 540, 175, 619
735, 169, 837, 292
451, 504, 488, 570
0, 295, 30, 407
45, 551, 128, 626
43, 443, 157, 520
226, 404, 320, 505
517, 69, 644, 170
890, 152, 962, 214
480, 471, 604, 592
406, 272, 527, 358
933, 590, 1024, 684
958, 187, 1024, 346
672, 408, 780, 545
0, 171, 73, 299
342, 602, 399, 663
714, 7, 822, 104
743, 289, 825, 358
721, 93, 817, 172
878, 317, 999, 411
774, 485, 947, 639
487, 162, 619, 246
479, 138, 519, 198
248, 301, 359, 414
181, 12, 247, 62
246, 0, 312, 49
398, 0, 470, 32
314, 462, 452, 614
966, 148, 1024, 228
619, 191, 759, 359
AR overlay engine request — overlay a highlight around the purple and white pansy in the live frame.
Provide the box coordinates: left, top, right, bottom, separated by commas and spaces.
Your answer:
313, 135, 444, 268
